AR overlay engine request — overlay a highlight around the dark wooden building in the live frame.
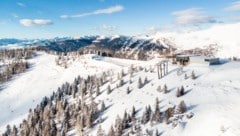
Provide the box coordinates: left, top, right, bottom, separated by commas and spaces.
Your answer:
176, 55, 190, 65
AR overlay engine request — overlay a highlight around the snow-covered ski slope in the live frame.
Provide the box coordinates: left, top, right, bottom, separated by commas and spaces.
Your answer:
1, 52, 240, 136
0, 52, 124, 132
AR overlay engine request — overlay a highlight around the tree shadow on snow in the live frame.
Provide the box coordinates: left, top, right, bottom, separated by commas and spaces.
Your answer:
195, 74, 203, 79
168, 87, 176, 93
135, 108, 142, 115
157, 131, 164, 136
105, 103, 113, 111
184, 89, 192, 95
0, 85, 6, 92
187, 104, 198, 111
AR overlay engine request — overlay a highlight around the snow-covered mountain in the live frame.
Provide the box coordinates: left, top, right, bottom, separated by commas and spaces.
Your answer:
2, 23, 240, 58
40, 35, 171, 53
152, 23, 240, 58
34, 23, 240, 59
1, 51, 240, 136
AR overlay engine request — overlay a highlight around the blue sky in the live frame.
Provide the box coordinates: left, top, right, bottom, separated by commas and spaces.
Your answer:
0, 0, 240, 38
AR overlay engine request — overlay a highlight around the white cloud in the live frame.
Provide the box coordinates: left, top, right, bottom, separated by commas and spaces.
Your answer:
60, 5, 124, 19
172, 8, 216, 26
94, 5, 123, 14
17, 2, 26, 7
19, 19, 53, 27
225, 1, 240, 11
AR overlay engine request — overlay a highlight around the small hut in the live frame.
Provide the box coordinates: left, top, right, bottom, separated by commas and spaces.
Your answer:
205, 58, 220, 65
176, 55, 190, 65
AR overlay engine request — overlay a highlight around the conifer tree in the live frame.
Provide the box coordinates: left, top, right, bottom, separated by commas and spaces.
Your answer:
191, 70, 196, 79
126, 86, 130, 94
138, 77, 143, 89
163, 84, 168, 93
107, 85, 111, 94
177, 100, 187, 114
101, 101, 106, 112
97, 125, 105, 136
108, 126, 115, 136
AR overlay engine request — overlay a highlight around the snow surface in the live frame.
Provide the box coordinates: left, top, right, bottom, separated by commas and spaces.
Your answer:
0, 52, 122, 133
1, 52, 240, 136
89, 59, 240, 136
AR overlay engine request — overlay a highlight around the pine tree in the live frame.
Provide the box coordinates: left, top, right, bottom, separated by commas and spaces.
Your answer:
121, 69, 125, 78
151, 98, 162, 123
180, 86, 185, 96
144, 76, 148, 85
126, 86, 130, 94
129, 64, 133, 78
131, 106, 136, 118
155, 129, 159, 136
76, 115, 84, 136
12, 125, 18, 136
163, 84, 168, 93
122, 110, 129, 129
155, 97, 160, 105
129, 78, 132, 84
165, 107, 174, 123
107, 85, 111, 94
5, 125, 11, 136
138, 77, 143, 89
176, 86, 185, 97
86, 111, 93, 128
101, 101, 106, 112
184, 73, 188, 79
141, 106, 151, 124
115, 115, 123, 136
191, 70, 196, 79
108, 126, 115, 136
176, 88, 181, 97
97, 125, 105, 136
96, 85, 100, 96
135, 122, 142, 136
177, 100, 187, 114
119, 79, 124, 87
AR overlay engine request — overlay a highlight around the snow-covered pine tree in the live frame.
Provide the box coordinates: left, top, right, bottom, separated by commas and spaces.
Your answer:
163, 84, 168, 94
107, 85, 111, 94
138, 77, 143, 89
108, 125, 115, 136
176, 86, 185, 97
115, 115, 123, 136
191, 70, 196, 79
101, 101, 106, 112
184, 73, 188, 79
144, 76, 148, 85
97, 125, 105, 136
157, 85, 161, 92
177, 100, 187, 114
